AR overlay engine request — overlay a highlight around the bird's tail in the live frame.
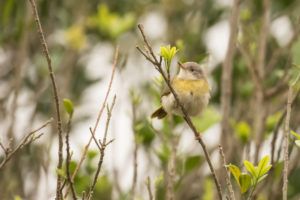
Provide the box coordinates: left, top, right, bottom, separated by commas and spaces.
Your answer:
151, 106, 167, 119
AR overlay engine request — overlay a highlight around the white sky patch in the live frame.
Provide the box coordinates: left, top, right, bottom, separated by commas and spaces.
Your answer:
204, 20, 230, 66
271, 16, 293, 47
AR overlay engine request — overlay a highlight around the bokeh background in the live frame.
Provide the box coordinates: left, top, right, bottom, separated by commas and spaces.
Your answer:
1, 0, 300, 199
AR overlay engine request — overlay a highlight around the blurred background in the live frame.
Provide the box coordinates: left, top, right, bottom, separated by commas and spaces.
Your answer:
1, 0, 300, 199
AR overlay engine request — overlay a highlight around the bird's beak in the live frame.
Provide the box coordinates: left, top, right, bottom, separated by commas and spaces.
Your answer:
178, 62, 186, 70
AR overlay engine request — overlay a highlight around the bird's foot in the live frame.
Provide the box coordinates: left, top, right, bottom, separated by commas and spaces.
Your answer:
195, 131, 201, 140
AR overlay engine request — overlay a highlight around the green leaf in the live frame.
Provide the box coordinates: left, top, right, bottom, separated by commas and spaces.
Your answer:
14, 196, 22, 200
291, 131, 300, 140
154, 171, 164, 187
261, 165, 272, 176
192, 107, 221, 132
257, 174, 268, 184
239, 173, 252, 194
257, 155, 270, 177
56, 168, 66, 179
185, 156, 202, 173
63, 99, 74, 115
244, 160, 257, 178
227, 164, 241, 187
197, 53, 210, 63
295, 140, 300, 148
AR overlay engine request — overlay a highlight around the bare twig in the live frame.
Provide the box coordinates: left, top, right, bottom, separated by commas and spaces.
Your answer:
28, 0, 64, 199
146, 176, 153, 200
64, 46, 119, 198
266, 17, 300, 72
270, 83, 300, 164
65, 112, 77, 200
131, 97, 138, 200
166, 136, 178, 200
253, 0, 270, 163
220, 0, 241, 158
137, 24, 222, 200
283, 72, 300, 200
87, 95, 117, 200
0, 118, 53, 170
89, 127, 101, 151
218, 145, 235, 200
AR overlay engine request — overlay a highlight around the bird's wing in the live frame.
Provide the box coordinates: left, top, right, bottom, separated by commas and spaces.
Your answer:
161, 78, 175, 98
161, 85, 171, 97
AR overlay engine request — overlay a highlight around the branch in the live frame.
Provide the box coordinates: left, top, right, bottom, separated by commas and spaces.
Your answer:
282, 72, 300, 200
253, 0, 270, 163
266, 17, 300, 72
65, 112, 77, 200
131, 96, 138, 199
0, 118, 53, 170
64, 46, 119, 198
218, 145, 235, 200
270, 80, 300, 164
220, 0, 241, 158
146, 176, 153, 200
87, 95, 116, 200
28, 0, 64, 199
137, 24, 222, 200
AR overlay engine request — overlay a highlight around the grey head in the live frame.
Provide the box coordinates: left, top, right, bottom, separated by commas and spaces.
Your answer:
178, 62, 205, 80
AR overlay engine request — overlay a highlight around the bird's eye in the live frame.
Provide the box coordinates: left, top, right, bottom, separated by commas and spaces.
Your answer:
191, 68, 194, 72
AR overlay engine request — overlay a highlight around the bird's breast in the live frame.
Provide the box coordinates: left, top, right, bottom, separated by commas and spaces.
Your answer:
172, 78, 210, 95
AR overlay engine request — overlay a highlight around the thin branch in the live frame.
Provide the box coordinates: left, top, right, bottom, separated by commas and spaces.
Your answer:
283, 72, 300, 200
64, 46, 119, 198
131, 97, 138, 200
137, 24, 222, 200
146, 176, 153, 200
65, 112, 77, 200
218, 145, 235, 200
0, 118, 53, 170
254, 0, 270, 163
237, 43, 262, 91
89, 127, 101, 151
28, 0, 64, 199
271, 82, 300, 164
87, 95, 117, 200
266, 17, 300, 72
220, 0, 241, 159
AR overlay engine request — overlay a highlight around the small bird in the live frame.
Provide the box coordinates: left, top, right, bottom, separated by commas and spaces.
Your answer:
151, 62, 210, 119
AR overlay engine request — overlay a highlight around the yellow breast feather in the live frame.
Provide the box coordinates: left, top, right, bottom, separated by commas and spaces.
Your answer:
173, 78, 210, 95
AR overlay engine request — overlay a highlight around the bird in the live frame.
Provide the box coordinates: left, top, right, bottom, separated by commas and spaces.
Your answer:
151, 62, 210, 119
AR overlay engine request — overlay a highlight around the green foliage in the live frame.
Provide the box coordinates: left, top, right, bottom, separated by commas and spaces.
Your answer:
63, 99, 74, 115
154, 171, 164, 187
232, 120, 251, 143
184, 156, 202, 174
239, 173, 252, 194
158, 45, 179, 74
156, 144, 170, 166
192, 106, 221, 133
228, 155, 272, 196
265, 112, 282, 136
14, 196, 22, 200
87, 4, 136, 39
93, 175, 113, 200
56, 168, 67, 179
291, 131, 300, 148
292, 38, 300, 66
64, 25, 86, 51
202, 178, 214, 200
134, 119, 155, 146
227, 164, 241, 187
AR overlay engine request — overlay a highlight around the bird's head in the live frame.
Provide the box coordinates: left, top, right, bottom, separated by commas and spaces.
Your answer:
177, 62, 206, 80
